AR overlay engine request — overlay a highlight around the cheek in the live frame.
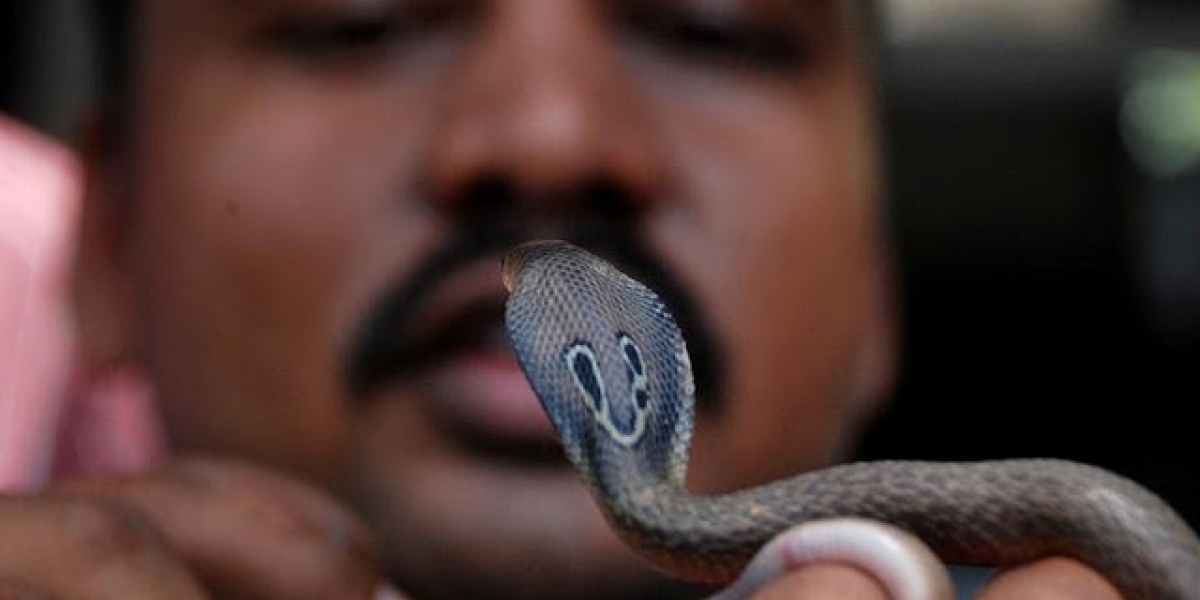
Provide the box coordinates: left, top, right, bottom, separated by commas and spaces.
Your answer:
649, 75, 881, 491
126, 54, 437, 473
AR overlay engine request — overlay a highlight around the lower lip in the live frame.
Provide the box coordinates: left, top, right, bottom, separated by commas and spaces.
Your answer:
427, 349, 558, 443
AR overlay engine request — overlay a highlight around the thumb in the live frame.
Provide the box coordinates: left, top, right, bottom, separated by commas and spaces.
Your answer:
709, 518, 954, 600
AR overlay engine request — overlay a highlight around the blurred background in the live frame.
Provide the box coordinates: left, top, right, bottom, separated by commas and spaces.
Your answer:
856, 0, 1200, 530
3, 1, 1199, 525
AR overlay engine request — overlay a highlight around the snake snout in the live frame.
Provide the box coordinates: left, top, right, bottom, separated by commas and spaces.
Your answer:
502, 240, 575, 292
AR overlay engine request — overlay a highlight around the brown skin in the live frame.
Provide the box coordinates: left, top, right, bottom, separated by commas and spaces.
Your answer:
0, 0, 1118, 598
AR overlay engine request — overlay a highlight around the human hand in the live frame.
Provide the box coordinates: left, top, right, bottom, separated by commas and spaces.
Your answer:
0, 457, 401, 600
744, 559, 1120, 600
717, 520, 1122, 600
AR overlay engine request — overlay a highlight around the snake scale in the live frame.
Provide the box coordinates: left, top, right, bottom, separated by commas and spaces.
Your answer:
501, 239, 1200, 600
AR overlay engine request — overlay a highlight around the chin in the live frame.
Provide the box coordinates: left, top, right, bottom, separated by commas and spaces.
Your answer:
344, 438, 708, 600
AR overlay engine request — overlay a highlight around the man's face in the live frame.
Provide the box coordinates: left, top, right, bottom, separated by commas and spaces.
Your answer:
83, 0, 891, 597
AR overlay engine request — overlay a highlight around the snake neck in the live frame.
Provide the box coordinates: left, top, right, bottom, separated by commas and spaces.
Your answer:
593, 459, 1200, 599
590, 462, 812, 584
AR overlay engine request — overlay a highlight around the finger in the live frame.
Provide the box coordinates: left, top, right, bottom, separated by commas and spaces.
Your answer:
745, 564, 890, 600
0, 495, 213, 600
374, 584, 413, 600
975, 557, 1121, 600
52, 457, 381, 600
710, 518, 954, 600
0, 576, 51, 600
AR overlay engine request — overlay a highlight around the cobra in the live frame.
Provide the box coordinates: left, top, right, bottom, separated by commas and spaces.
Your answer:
502, 239, 1200, 600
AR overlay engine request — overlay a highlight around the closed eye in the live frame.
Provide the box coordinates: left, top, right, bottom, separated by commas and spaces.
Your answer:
615, 2, 811, 73
266, 12, 412, 61
261, 0, 472, 65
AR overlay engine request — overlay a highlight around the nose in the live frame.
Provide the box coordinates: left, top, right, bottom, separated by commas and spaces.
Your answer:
421, 0, 666, 219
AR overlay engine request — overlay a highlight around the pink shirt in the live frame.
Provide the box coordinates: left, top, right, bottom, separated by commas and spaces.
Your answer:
0, 115, 163, 491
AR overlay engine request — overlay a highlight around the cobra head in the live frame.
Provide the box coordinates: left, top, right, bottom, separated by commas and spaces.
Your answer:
503, 241, 696, 492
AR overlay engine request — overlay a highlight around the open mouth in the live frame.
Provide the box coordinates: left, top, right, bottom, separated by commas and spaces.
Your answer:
376, 266, 511, 379
348, 254, 565, 462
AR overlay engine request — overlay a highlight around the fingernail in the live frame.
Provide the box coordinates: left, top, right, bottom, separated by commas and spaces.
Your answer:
375, 584, 410, 600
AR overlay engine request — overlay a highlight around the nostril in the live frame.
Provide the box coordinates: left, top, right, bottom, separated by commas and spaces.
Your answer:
453, 174, 644, 228
458, 174, 516, 220
581, 178, 641, 223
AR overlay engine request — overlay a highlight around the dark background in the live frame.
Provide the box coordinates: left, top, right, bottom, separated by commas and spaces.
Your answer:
4, 1, 1199, 526
856, 1, 1200, 530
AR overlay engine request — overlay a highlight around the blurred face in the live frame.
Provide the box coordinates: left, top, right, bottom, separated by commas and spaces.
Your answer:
80, 0, 891, 598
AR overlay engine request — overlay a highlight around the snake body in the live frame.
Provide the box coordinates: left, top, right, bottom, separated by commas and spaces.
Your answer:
501, 240, 1200, 600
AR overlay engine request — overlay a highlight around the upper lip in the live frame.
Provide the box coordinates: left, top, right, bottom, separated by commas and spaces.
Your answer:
403, 259, 511, 364
350, 251, 569, 460
348, 254, 512, 397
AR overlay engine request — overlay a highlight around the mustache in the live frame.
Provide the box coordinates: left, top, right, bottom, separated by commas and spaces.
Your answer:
343, 223, 726, 411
